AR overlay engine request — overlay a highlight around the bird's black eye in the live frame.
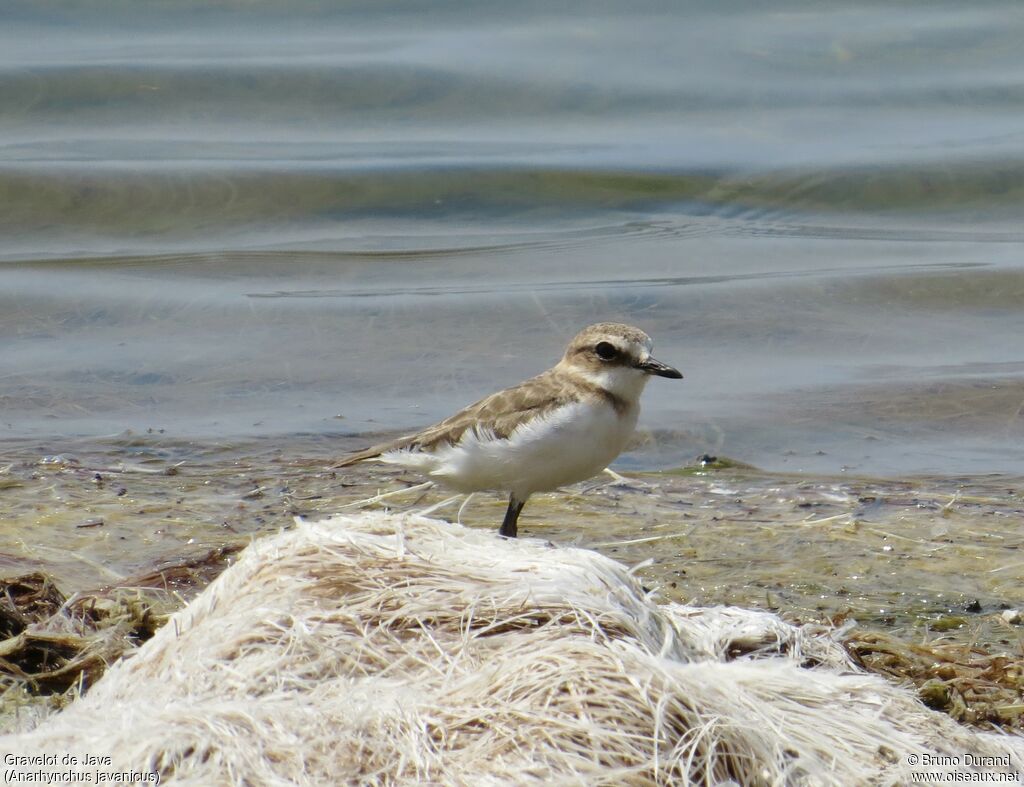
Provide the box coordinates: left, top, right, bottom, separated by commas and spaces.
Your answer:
595, 341, 618, 360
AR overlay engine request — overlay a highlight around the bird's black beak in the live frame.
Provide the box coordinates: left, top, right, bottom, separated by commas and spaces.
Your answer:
637, 356, 683, 379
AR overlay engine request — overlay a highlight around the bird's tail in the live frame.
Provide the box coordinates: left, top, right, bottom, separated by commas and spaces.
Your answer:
331, 434, 417, 469
331, 446, 385, 469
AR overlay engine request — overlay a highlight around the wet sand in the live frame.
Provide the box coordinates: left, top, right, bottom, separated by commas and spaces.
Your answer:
1, 433, 1022, 729
2, 433, 1021, 648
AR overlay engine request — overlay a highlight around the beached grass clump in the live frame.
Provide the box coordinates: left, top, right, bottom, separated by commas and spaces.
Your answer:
1, 513, 1020, 785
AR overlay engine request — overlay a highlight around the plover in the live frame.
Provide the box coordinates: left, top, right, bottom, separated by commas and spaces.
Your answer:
335, 323, 682, 537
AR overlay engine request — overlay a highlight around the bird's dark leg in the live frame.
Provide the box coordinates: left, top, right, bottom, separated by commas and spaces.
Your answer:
499, 495, 525, 538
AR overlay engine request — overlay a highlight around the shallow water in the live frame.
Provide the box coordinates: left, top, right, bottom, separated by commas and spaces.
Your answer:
2, 1, 1024, 476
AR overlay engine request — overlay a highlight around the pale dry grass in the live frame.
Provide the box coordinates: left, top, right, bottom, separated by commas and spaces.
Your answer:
1, 512, 1021, 785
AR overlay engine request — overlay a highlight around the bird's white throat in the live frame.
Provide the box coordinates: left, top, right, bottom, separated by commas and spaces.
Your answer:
562, 361, 651, 405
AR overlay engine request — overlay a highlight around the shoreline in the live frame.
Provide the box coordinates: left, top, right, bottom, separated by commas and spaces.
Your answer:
0, 434, 1022, 728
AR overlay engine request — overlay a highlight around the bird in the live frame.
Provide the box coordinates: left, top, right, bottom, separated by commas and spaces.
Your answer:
334, 322, 682, 538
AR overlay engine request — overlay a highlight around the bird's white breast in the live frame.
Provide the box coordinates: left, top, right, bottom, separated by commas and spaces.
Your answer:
381, 398, 639, 498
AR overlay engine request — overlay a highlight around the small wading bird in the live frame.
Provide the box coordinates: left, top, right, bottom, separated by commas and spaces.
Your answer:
334, 323, 682, 537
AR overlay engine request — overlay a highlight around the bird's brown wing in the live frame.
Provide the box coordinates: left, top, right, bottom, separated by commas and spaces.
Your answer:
332, 369, 583, 468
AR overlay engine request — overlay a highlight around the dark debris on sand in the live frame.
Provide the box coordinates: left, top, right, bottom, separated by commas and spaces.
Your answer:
0, 546, 242, 713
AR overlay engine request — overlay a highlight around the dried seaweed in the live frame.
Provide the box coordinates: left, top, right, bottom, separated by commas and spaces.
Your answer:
847, 630, 1024, 729
0, 544, 243, 698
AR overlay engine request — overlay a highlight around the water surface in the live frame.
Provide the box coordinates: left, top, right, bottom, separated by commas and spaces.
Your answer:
2, 0, 1023, 476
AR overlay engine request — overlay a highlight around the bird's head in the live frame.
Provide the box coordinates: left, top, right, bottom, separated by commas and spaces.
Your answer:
559, 322, 682, 401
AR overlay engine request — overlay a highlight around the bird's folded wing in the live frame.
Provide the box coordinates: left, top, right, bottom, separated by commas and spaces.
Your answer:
333, 370, 578, 467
